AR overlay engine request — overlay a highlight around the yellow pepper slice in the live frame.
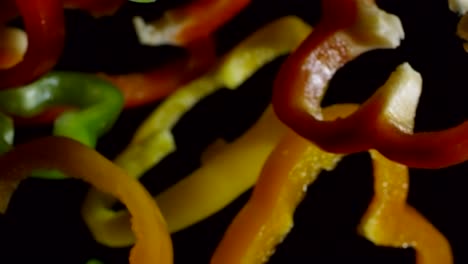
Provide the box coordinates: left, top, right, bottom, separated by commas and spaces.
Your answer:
211, 104, 356, 264
115, 15, 312, 178
0, 136, 172, 264
358, 150, 453, 264
82, 16, 312, 247
83, 105, 288, 245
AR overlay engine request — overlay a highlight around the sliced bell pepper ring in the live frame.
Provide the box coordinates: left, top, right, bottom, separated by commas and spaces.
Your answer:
82, 105, 288, 243
0, 71, 124, 179
81, 17, 313, 245
0, 0, 65, 90
0, 136, 173, 264
272, 0, 468, 168
133, 0, 251, 46
211, 104, 356, 264
358, 150, 453, 264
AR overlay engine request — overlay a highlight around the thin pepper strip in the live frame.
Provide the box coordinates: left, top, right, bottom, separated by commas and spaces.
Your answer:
358, 150, 453, 264
0, 136, 173, 264
211, 104, 356, 264
116, 16, 312, 178
0, 72, 124, 179
82, 105, 288, 244
134, 0, 251, 46
0, 0, 65, 90
100, 36, 217, 108
272, 0, 468, 168
81, 17, 313, 245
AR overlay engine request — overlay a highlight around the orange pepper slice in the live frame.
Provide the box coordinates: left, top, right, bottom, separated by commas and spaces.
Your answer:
0, 136, 173, 264
211, 104, 355, 264
358, 150, 453, 264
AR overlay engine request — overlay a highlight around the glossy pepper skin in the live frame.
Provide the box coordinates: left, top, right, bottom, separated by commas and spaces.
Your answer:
0, 0, 65, 90
0, 72, 124, 179
272, 0, 468, 168
0, 136, 173, 264
134, 0, 251, 46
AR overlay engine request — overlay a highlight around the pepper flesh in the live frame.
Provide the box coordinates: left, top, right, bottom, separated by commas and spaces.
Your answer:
0, 0, 65, 90
211, 104, 356, 264
359, 150, 453, 264
0, 72, 124, 179
0, 136, 173, 264
133, 0, 251, 46
272, 0, 468, 169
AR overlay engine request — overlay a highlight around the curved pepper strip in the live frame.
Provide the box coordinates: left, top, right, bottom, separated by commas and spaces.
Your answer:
358, 150, 453, 264
82, 105, 288, 244
0, 72, 124, 179
210, 104, 353, 264
116, 16, 312, 178
0, 136, 173, 264
0, 0, 65, 90
272, 0, 468, 168
133, 0, 251, 46
80, 16, 313, 246
100, 36, 218, 108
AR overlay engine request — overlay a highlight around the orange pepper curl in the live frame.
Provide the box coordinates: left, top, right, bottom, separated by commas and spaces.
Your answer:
0, 136, 173, 264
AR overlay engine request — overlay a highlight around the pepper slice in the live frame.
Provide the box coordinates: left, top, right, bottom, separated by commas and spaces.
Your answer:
134, 0, 251, 46
358, 150, 453, 264
116, 16, 312, 178
82, 105, 288, 244
0, 72, 124, 179
211, 104, 355, 264
100, 36, 217, 108
273, 0, 468, 168
0, 136, 173, 264
0, 0, 65, 90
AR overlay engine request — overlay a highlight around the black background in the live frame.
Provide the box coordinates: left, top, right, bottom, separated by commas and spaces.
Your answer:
1, 0, 467, 263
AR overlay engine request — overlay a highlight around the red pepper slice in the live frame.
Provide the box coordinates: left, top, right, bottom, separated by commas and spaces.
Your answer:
134, 0, 251, 46
12, 37, 217, 125
100, 36, 217, 108
63, 0, 125, 17
272, 0, 468, 168
0, 0, 65, 90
